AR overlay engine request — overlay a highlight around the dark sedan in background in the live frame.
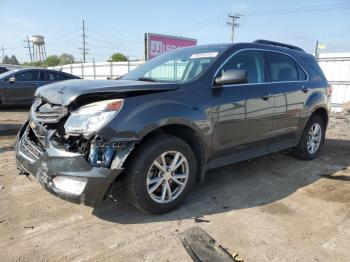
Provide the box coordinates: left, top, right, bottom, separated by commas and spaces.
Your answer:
0, 66, 9, 74
0, 68, 80, 105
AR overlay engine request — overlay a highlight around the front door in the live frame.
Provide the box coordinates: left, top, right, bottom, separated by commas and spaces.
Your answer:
211, 50, 274, 165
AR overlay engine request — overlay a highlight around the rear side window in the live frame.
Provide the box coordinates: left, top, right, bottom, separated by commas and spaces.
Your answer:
45, 71, 69, 81
297, 66, 307, 80
220, 50, 266, 83
301, 56, 327, 81
267, 52, 300, 82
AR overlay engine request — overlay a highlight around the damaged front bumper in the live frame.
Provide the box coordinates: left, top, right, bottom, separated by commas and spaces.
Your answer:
15, 122, 133, 207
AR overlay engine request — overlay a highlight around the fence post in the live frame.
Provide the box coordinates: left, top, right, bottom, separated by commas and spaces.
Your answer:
70, 64, 73, 74
127, 56, 130, 73
110, 61, 113, 78
81, 61, 84, 79
93, 58, 96, 80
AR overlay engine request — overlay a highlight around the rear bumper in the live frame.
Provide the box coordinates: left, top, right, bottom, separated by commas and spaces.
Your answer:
15, 123, 124, 207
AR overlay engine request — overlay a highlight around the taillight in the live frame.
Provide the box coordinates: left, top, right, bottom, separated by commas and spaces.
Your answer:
326, 85, 332, 97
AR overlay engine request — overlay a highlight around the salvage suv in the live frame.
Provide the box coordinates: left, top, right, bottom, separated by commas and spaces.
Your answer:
16, 40, 331, 214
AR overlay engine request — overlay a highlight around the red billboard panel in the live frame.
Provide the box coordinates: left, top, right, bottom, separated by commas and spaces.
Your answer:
145, 33, 197, 60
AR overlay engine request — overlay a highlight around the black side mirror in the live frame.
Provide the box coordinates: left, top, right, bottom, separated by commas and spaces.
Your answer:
8, 77, 16, 84
214, 69, 247, 86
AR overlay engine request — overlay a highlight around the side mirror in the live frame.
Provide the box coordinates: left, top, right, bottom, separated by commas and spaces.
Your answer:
214, 69, 247, 86
8, 77, 16, 84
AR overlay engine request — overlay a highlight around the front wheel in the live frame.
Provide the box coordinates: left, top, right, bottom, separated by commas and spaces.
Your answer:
125, 135, 197, 214
292, 115, 325, 160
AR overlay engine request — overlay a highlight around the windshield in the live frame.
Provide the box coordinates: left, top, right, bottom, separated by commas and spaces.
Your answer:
121, 45, 228, 83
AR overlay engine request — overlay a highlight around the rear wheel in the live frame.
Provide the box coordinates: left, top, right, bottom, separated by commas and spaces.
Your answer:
292, 115, 325, 160
125, 135, 197, 214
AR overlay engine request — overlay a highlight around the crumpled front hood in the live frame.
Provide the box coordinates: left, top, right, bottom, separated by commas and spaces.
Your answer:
35, 79, 178, 106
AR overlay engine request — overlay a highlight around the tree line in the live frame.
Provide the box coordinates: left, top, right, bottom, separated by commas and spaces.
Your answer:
2, 52, 128, 67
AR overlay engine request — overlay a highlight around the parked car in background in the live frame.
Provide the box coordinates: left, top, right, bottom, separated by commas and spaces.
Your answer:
0, 68, 80, 105
16, 40, 331, 214
0, 66, 9, 74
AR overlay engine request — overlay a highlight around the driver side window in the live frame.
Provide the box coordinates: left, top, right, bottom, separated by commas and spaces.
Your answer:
220, 50, 266, 84
15, 71, 40, 81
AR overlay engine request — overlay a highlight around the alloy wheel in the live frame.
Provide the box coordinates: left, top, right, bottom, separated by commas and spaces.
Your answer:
307, 122, 322, 154
146, 151, 189, 204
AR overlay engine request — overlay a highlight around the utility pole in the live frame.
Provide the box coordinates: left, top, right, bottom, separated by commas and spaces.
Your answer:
227, 13, 242, 43
0, 45, 6, 63
79, 19, 88, 63
24, 36, 33, 62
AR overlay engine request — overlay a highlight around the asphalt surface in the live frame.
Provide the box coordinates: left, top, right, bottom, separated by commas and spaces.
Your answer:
0, 106, 349, 262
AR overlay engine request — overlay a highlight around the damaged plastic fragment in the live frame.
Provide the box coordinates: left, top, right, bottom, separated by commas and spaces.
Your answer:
88, 143, 115, 167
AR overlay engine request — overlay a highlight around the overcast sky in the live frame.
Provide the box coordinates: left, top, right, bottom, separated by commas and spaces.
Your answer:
0, 0, 349, 63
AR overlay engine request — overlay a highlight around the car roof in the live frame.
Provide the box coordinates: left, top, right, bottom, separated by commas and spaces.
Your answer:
7, 67, 75, 75
193, 41, 308, 57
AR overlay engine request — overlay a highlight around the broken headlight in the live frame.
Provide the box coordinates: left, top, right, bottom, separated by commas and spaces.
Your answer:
64, 99, 123, 136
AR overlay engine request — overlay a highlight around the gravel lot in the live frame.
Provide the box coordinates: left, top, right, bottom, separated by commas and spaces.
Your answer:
0, 105, 349, 262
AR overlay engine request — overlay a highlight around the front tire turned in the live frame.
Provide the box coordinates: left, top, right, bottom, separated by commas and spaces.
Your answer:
125, 134, 197, 214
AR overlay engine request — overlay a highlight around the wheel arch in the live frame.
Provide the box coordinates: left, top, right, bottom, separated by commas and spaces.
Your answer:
311, 107, 329, 128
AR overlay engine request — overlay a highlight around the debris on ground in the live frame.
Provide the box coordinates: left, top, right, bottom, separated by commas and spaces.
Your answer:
180, 226, 244, 262
194, 217, 210, 223
24, 226, 34, 229
0, 219, 6, 224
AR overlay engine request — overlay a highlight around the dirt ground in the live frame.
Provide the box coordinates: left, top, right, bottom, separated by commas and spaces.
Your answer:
0, 105, 349, 262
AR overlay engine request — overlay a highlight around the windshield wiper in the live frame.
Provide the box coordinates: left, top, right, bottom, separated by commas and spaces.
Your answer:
137, 77, 159, 82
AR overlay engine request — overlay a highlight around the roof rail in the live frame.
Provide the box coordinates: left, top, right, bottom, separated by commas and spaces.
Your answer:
254, 39, 305, 52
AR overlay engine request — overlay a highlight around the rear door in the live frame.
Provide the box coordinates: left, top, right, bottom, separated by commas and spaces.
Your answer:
211, 50, 274, 165
4, 70, 41, 104
266, 51, 308, 148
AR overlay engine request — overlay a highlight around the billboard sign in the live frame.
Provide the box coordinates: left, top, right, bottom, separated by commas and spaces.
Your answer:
145, 33, 197, 60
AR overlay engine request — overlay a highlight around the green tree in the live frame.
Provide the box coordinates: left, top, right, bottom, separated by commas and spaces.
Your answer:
22, 61, 44, 67
109, 53, 128, 62
45, 55, 60, 67
10, 55, 19, 65
3, 55, 10, 64
59, 53, 75, 65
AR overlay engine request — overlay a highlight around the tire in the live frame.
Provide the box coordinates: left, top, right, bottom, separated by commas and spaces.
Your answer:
125, 134, 197, 214
292, 115, 325, 160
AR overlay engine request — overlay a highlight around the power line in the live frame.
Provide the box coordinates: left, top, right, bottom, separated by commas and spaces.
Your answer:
88, 28, 141, 44
227, 13, 242, 43
168, 3, 350, 35
246, 3, 350, 16
46, 27, 81, 42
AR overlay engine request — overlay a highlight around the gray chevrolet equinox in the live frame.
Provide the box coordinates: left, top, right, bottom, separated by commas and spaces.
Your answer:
15, 40, 331, 214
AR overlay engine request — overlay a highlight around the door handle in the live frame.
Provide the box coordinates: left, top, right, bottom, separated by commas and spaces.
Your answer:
260, 92, 272, 100
302, 86, 311, 93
